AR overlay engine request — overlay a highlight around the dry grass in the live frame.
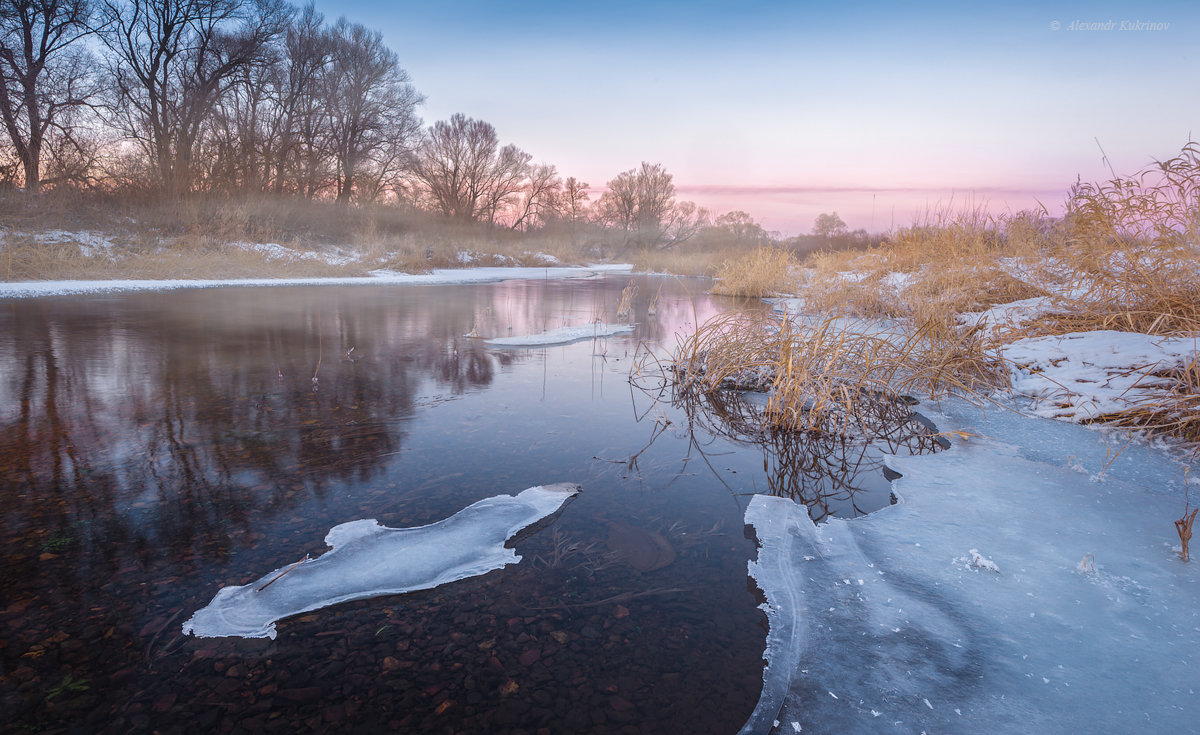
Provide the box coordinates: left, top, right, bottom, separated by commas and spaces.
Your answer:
0, 234, 369, 281
670, 310, 1006, 436
1095, 350, 1200, 446
630, 249, 730, 276
710, 246, 799, 297
0, 190, 591, 281
800, 208, 1049, 325
666, 143, 1200, 451
1178, 503, 1198, 562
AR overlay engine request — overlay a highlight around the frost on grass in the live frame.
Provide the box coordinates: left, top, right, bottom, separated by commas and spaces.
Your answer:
183, 483, 581, 639
742, 399, 1200, 734
485, 323, 634, 347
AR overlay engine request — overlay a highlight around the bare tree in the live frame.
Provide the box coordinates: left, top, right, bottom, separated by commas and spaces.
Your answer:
662, 199, 709, 245
204, 40, 279, 191
272, 2, 330, 197
812, 211, 848, 240
712, 210, 770, 248
598, 162, 678, 247
320, 17, 421, 203
478, 143, 530, 224
98, 0, 289, 196
508, 162, 559, 230
551, 176, 590, 223
0, 0, 99, 192
411, 113, 532, 224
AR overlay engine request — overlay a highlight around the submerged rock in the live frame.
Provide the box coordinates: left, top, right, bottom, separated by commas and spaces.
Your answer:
605, 522, 675, 572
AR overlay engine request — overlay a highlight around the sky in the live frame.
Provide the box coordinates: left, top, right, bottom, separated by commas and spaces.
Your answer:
310, 0, 1199, 235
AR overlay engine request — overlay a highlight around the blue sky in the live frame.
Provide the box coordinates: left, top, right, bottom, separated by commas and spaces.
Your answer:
311, 0, 1199, 234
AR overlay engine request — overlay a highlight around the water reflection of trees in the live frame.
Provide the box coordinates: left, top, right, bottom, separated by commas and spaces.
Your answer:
638, 379, 942, 522
0, 290, 526, 578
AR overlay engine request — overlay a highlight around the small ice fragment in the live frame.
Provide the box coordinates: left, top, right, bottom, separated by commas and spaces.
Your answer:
1043, 677, 1050, 684
870, 710, 881, 717
955, 709, 962, 716
968, 549, 1000, 573
791, 723, 801, 732
485, 323, 633, 346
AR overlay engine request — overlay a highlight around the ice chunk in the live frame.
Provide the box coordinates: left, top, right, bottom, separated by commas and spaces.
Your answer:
741, 398, 1200, 734
485, 323, 634, 346
182, 483, 581, 639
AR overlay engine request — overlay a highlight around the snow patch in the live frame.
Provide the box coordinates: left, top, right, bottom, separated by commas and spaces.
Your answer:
1001, 330, 1198, 421
958, 297, 1060, 337
18, 229, 121, 257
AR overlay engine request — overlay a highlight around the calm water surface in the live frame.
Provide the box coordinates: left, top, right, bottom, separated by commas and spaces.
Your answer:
0, 274, 913, 734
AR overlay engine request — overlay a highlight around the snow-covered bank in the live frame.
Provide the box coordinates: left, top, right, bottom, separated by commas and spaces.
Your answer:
0, 264, 633, 299
742, 398, 1199, 734
1003, 330, 1199, 421
484, 322, 635, 346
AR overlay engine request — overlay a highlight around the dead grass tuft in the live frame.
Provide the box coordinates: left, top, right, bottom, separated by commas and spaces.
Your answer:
671, 310, 1006, 436
631, 249, 728, 277
1177, 503, 1198, 562
710, 246, 798, 297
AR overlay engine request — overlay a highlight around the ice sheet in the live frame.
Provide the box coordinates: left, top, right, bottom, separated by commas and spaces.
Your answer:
741, 400, 1200, 734
182, 483, 581, 639
0, 264, 632, 298
484, 323, 634, 346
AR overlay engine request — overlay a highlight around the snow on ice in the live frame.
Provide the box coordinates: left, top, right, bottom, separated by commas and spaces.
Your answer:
740, 397, 1199, 734
183, 483, 580, 639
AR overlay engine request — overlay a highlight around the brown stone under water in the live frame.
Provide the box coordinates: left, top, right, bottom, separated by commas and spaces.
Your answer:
605, 522, 676, 572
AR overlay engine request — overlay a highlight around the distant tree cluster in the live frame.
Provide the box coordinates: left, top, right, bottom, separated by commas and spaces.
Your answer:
778, 211, 875, 256
0, 0, 785, 251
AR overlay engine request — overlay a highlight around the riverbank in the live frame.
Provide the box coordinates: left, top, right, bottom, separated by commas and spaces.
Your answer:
0, 264, 634, 299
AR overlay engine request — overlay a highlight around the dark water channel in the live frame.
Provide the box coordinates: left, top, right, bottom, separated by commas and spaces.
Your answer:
0, 274, 927, 734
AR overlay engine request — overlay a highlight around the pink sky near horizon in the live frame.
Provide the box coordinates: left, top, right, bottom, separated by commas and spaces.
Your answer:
315, 1, 1200, 236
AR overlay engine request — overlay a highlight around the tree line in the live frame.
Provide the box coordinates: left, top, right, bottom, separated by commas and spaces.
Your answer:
1, 0, 879, 251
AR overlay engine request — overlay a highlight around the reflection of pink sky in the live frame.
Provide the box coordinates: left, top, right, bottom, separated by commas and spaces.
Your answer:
483, 278, 758, 350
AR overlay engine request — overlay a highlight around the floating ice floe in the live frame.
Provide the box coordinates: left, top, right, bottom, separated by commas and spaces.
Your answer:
740, 397, 1200, 734
182, 483, 581, 639
485, 323, 634, 347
